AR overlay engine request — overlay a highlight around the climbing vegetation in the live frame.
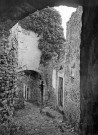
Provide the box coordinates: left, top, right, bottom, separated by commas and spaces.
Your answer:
20, 7, 65, 64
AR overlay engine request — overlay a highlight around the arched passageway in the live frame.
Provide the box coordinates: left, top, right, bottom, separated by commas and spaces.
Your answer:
0, 0, 98, 135
15, 70, 42, 109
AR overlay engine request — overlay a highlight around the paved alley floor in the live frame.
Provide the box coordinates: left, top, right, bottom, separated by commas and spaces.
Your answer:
13, 102, 78, 135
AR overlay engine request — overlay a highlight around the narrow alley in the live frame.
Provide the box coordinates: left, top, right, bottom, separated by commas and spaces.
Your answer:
13, 102, 78, 135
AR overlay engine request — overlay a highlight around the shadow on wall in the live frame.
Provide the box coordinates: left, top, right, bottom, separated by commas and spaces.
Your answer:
14, 70, 41, 109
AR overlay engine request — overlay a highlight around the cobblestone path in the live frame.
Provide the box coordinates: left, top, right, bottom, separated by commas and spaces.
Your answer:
13, 102, 78, 135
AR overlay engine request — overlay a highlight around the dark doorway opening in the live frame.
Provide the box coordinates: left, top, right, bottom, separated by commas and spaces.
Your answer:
58, 77, 63, 107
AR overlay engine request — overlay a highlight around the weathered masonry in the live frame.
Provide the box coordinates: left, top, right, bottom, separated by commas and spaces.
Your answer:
16, 70, 41, 108
41, 7, 82, 130
0, 21, 18, 122
10, 23, 42, 108
0, 0, 98, 134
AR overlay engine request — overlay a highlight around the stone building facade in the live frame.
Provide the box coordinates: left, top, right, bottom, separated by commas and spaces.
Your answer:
42, 6, 82, 129
8, 7, 82, 128
10, 23, 42, 108
15, 70, 41, 108
10, 23, 41, 72
0, 1, 97, 134
63, 6, 82, 128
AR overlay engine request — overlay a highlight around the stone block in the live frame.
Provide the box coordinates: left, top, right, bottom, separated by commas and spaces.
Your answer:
42, 107, 63, 121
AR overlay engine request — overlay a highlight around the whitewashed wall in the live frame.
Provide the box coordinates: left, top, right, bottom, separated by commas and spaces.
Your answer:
10, 23, 41, 71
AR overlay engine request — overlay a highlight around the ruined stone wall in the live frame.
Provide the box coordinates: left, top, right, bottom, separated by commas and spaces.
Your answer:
16, 71, 41, 107
0, 21, 18, 123
17, 24, 41, 71
44, 61, 58, 108
10, 23, 41, 72
42, 8, 82, 127
39, 62, 54, 108
38, 55, 59, 109
63, 6, 82, 128
39, 53, 65, 108
9, 23, 42, 108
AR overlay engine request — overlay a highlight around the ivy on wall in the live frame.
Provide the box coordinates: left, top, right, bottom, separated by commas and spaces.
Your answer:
19, 7, 65, 64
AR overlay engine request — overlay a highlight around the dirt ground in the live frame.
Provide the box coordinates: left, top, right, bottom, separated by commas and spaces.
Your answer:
13, 102, 78, 135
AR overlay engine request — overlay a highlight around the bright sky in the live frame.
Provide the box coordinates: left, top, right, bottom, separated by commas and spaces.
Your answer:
54, 6, 76, 38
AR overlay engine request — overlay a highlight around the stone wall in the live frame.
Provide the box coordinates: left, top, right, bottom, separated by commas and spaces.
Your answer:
63, 6, 82, 128
10, 23, 41, 72
0, 21, 18, 123
16, 70, 41, 108
39, 60, 58, 108
10, 23, 42, 108
0, 1, 98, 134
41, 6, 82, 130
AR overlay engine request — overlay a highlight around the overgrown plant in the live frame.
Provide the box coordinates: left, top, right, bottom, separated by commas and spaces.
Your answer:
0, 121, 26, 135
20, 7, 65, 64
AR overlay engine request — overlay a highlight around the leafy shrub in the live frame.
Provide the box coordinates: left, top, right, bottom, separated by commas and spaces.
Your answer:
0, 121, 26, 135
20, 7, 65, 64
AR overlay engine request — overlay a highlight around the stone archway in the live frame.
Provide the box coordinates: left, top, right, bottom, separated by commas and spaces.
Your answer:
15, 70, 41, 108
0, 2, 83, 131
0, 0, 98, 134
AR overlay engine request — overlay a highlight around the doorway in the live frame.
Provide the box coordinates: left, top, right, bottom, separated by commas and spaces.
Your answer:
24, 84, 30, 101
58, 77, 63, 107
